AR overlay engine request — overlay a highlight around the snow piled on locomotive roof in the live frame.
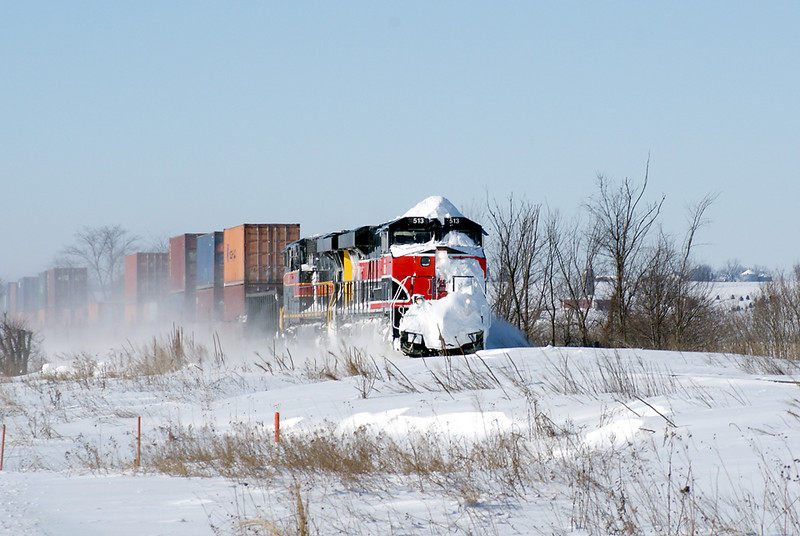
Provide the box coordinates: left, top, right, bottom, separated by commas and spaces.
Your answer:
400, 196, 463, 223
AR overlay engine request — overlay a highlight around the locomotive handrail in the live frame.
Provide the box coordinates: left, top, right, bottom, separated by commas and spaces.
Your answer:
390, 276, 412, 310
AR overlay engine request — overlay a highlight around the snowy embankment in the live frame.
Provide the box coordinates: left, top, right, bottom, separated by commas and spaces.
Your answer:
1, 330, 800, 535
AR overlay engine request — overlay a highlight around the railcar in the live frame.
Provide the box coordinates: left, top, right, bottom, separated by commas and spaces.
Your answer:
281, 197, 491, 356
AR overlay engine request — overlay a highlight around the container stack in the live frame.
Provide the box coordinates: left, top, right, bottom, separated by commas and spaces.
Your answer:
223, 224, 300, 330
124, 253, 169, 325
45, 268, 88, 328
17, 277, 39, 323
5, 221, 299, 334
1, 282, 18, 320
195, 231, 225, 323
169, 234, 201, 322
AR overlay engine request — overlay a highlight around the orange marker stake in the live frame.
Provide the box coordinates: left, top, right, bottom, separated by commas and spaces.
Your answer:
274, 412, 280, 443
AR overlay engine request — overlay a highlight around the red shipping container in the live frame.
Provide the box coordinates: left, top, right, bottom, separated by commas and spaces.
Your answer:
224, 284, 246, 322
125, 253, 169, 304
196, 287, 224, 323
169, 234, 201, 294
47, 268, 88, 313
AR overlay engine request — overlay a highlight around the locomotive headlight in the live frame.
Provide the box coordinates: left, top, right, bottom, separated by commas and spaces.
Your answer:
465, 298, 471, 306
414, 295, 425, 305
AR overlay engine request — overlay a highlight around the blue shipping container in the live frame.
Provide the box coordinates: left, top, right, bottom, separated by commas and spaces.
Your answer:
196, 232, 224, 289
19, 277, 39, 312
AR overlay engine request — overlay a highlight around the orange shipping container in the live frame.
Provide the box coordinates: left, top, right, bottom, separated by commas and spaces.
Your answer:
223, 224, 300, 291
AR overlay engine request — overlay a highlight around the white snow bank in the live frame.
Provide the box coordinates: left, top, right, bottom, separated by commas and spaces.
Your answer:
339, 409, 513, 438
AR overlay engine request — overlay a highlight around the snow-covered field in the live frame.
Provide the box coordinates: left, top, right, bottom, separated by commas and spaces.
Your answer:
2, 325, 800, 535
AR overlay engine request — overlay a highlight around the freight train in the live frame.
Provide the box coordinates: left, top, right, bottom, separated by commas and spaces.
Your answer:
281, 197, 491, 356
1, 197, 490, 356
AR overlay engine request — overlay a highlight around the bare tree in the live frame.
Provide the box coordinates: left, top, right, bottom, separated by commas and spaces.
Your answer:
629, 194, 717, 350
632, 231, 680, 349
486, 195, 544, 340
718, 259, 745, 282
0, 315, 35, 376
551, 213, 602, 346
146, 233, 171, 254
672, 194, 717, 348
728, 266, 800, 360
540, 211, 561, 346
588, 161, 665, 346
59, 225, 139, 301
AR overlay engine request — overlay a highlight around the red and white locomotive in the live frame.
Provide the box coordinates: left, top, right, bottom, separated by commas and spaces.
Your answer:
281, 197, 491, 356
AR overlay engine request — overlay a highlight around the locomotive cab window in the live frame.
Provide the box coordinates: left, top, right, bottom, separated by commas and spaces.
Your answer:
392, 229, 433, 245
463, 229, 482, 246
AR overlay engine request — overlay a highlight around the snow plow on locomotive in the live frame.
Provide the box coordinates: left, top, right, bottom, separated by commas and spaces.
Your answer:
281, 197, 491, 356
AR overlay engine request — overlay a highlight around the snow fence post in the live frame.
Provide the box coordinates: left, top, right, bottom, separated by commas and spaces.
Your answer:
274, 412, 280, 443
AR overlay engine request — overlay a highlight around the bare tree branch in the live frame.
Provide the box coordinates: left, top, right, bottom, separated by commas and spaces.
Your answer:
588, 159, 665, 345
60, 225, 139, 301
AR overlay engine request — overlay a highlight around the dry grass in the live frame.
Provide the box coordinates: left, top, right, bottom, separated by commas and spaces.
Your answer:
8, 332, 800, 535
42, 326, 207, 383
541, 349, 677, 399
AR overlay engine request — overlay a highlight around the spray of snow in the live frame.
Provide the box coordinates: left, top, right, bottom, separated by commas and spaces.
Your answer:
398, 253, 491, 351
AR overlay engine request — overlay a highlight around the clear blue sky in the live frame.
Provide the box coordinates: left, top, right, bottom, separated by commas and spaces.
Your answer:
2, 2, 799, 281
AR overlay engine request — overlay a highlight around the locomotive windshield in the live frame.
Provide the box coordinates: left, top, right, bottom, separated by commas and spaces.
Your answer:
392, 229, 434, 245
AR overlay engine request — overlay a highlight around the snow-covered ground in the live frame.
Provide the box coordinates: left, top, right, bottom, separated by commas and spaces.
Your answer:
2, 326, 800, 535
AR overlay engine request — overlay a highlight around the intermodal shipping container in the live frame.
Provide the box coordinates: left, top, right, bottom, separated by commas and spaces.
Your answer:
223, 224, 300, 292
124, 302, 138, 325
3, 282, 18, 316
124, 302, 161, 325
196, 232, 224, 290
167, 291, 197, 322
87, 301, 122, 328
36, 308, 47, 328
46, 268, 88, 312
19, 277, 39, 313
37, 272, 48, 309
169, 234, 201, 294
196, 287, 224, 323
223, 283, 280, 331
125, 253, 169, 304
56, 307, 87, 328
224, 284, 246, 322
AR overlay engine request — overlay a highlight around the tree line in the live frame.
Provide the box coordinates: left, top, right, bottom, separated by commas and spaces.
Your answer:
485, 165, 800, 360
